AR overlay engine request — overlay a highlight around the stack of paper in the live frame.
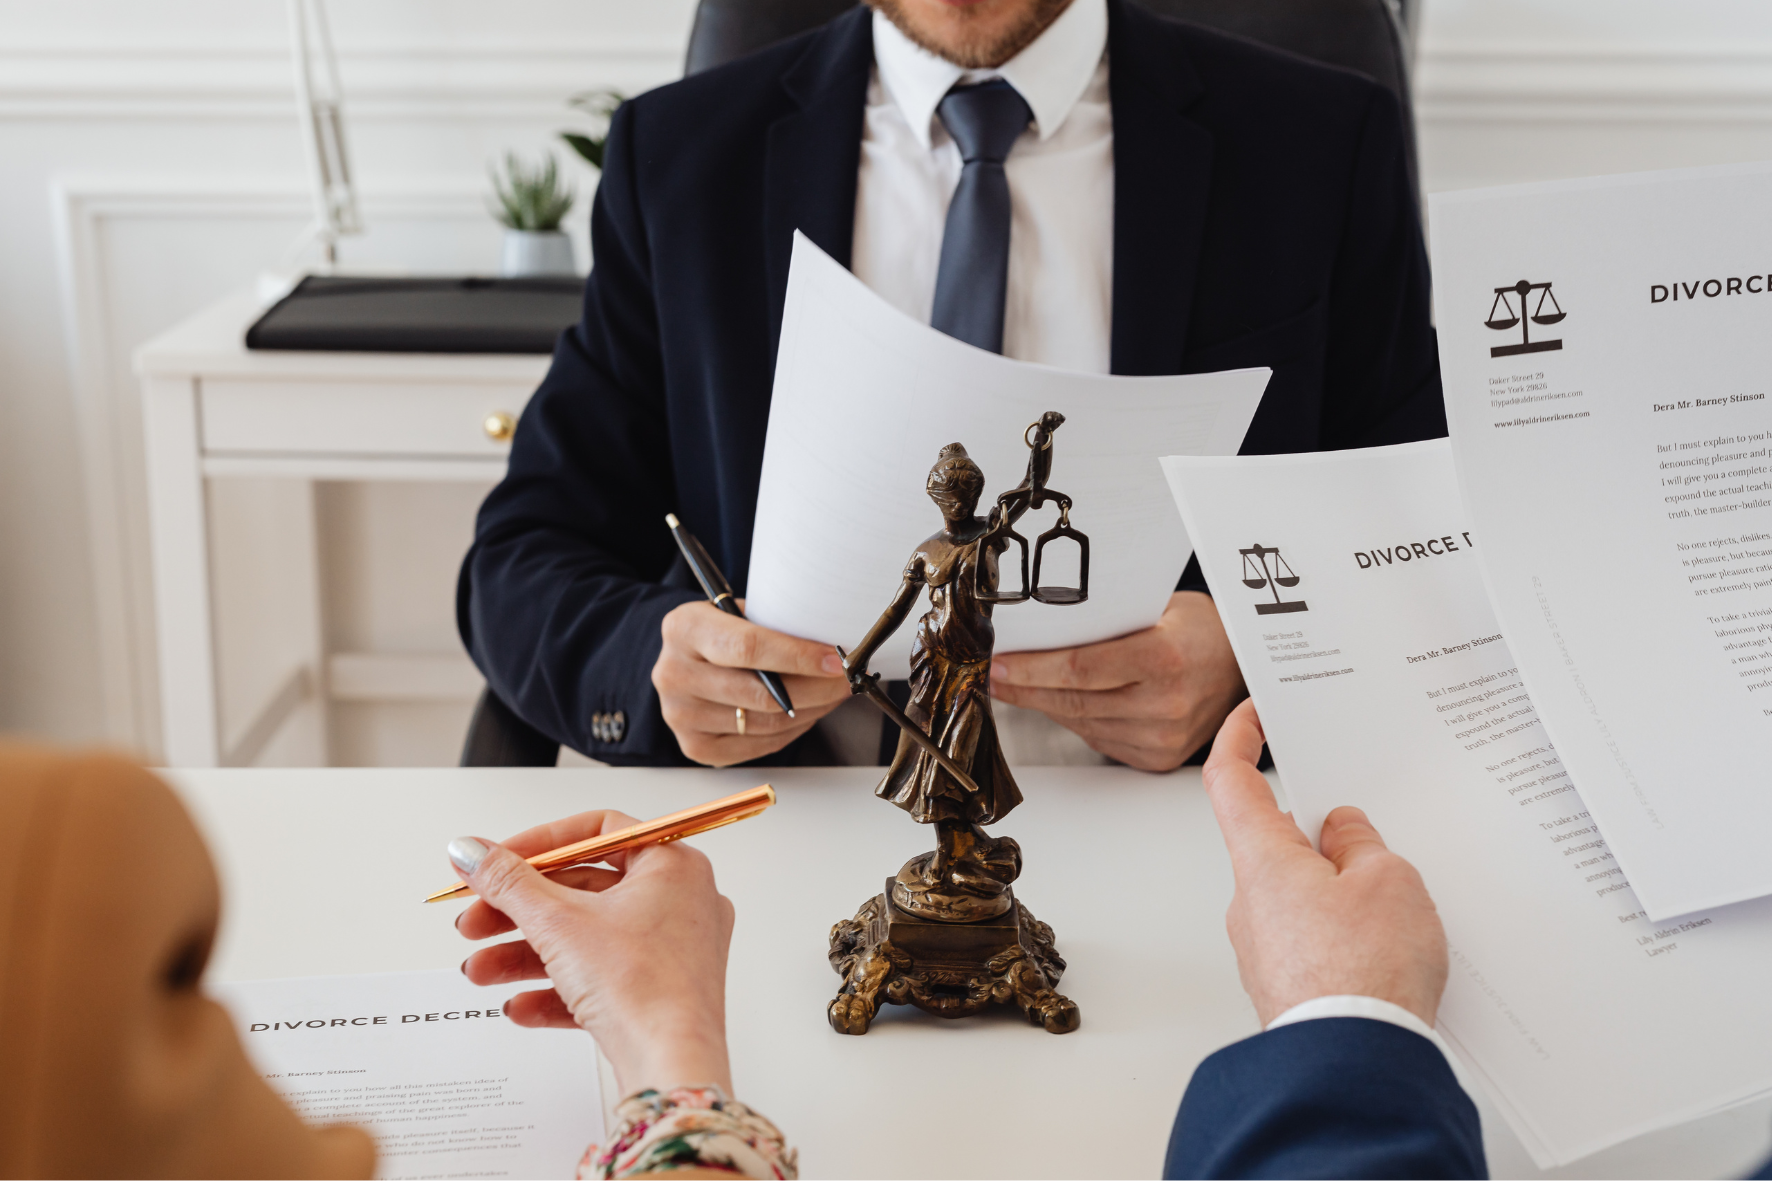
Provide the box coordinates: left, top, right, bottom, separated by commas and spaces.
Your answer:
1165, 441, 1772, 1166
1432, 163, 1772, 919
1159, 161, 1772, 1167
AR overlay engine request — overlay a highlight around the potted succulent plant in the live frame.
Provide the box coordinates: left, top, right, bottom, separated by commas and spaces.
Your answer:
488, 152, 576, 276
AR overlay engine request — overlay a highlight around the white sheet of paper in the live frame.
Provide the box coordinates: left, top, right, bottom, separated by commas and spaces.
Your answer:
744, 232, 1268, 670
1163, 440, 1772, 1167
1432, 164, 1772, 919
212, 970, 602, 1181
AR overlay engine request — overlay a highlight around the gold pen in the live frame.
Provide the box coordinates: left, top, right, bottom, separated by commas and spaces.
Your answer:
423, 784, 776, 904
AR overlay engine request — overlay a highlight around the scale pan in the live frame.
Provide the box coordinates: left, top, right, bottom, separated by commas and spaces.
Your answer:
1031, 587, 1086, 605
1274, 576, 1301, 588
1531, 312, 1566, 325
1484, 317, 1520, 330
1241, 578, 1268, 589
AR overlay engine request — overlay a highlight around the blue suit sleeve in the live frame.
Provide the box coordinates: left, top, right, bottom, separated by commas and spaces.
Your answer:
1165, 1018, 1486, 1180
457, 101, 700, 763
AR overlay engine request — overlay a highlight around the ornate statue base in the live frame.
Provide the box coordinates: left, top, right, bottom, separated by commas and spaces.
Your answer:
826, 871, 1080, 1035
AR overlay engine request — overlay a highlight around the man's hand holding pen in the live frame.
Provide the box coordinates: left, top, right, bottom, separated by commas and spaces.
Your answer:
656, 514, 847, 765
652, 600, 849, 765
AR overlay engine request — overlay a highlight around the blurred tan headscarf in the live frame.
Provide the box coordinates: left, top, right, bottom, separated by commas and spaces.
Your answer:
0, 743, 374, 1179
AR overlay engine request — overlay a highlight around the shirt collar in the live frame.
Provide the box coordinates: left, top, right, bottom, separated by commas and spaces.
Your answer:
871, 0, 1108, 151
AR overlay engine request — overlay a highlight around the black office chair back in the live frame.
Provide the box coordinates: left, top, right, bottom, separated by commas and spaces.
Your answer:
460, 0, 1418, 767
1134, 0, 1416, 190
460, 685, 561, 767
685, 0, 858, 76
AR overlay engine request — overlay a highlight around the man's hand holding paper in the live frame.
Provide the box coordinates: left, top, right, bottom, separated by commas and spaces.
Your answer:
990, 590, 1245, 770
1202, 700, 1447, 1027
653, 588, 1249, 771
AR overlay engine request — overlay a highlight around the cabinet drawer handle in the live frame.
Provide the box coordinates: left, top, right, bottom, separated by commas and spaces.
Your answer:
483, 411, 516, 443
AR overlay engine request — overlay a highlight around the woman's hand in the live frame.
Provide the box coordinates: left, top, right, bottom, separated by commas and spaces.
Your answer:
448, 810, 736, 1095
652, 601, 850, 766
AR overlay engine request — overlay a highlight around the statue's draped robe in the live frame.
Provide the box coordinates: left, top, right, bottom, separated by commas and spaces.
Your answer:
876, 533, 1023, 825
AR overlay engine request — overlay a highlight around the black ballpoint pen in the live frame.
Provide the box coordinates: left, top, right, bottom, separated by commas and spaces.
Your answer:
665, 513, 797, 718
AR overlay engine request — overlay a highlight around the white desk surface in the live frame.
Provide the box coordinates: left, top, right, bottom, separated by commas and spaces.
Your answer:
170, 766, 1772, 1180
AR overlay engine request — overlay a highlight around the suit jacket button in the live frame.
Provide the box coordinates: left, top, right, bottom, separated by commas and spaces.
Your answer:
609, 711, 626, 742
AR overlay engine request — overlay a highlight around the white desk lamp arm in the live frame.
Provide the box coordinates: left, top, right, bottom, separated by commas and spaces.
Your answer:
286, 0, 361, 270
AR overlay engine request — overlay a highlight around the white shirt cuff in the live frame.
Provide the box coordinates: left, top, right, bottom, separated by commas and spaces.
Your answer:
1264, 995, 1453, 1062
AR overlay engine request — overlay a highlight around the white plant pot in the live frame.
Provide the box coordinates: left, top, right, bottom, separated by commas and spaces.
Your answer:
500, 229, 577, 277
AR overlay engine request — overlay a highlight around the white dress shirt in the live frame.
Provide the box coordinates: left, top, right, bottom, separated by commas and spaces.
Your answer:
853, 0, 1113, 373
825, 0, 1116, 768
1267, 994, 1452, 1061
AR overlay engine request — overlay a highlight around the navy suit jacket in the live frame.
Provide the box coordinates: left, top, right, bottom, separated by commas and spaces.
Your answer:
1171, 1018, 1772, 1179
1166, 1018, 1487, 1179
458, 0, 1445, 762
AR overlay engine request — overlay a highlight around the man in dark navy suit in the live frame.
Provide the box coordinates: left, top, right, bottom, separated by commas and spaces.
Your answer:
459, 0, 1443, 767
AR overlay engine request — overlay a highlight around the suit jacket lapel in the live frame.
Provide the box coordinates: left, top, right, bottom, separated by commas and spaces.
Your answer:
1108, 0, 1212, 376
764, 9, 873, 353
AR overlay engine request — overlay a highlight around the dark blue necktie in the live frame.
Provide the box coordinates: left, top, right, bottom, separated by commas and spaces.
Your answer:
930, 79, 1033, 354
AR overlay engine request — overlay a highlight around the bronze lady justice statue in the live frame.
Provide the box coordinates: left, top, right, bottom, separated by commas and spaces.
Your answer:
827, 412, 1087, 1035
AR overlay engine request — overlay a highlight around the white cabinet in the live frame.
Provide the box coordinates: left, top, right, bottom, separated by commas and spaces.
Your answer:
137, 289, 550, 767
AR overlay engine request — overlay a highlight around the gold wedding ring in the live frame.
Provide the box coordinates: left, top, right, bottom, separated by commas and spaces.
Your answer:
735, 706, 747, 737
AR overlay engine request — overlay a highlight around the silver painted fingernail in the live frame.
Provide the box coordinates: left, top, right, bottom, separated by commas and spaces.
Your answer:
448, 836, 489, 876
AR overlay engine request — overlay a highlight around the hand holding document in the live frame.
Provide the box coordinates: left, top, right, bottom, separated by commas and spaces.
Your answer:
1433, 164, 1772, 918
1164, 440, 1772, 1166
744, 234, 1267, 670
214, 970, 602, 1180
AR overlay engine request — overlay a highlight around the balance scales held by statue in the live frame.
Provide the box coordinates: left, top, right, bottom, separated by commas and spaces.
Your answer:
827, 411, 1090, 1035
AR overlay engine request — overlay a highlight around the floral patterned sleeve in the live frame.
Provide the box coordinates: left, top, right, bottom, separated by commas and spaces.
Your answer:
580, 1085, 798, 1180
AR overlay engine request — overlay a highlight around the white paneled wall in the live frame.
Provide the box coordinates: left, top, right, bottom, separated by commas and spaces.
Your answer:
3, 1, 694, 762
1417, 0, 1772, 192
5, 0, 1772, 764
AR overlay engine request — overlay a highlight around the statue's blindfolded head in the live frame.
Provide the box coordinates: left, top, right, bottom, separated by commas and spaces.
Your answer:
926, 443, 985, 516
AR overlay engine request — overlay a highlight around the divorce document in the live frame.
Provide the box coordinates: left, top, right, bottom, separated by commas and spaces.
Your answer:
743, 233, 1268, 671
1163, 440, 1772, 1166
213, 970, 602, 1180
1432, 164, 1772, 918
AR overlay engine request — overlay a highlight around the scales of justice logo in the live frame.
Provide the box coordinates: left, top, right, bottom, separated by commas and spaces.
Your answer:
1241, 543, 1307, 615
1485, 279, 1565, 358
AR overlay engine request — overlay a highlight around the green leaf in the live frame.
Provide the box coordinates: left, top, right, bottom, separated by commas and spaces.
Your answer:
561, 132, 604, 171
559, 88, 623, 175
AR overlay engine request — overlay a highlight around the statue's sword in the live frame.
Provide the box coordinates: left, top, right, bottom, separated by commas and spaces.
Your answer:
835, 646, 986, 798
